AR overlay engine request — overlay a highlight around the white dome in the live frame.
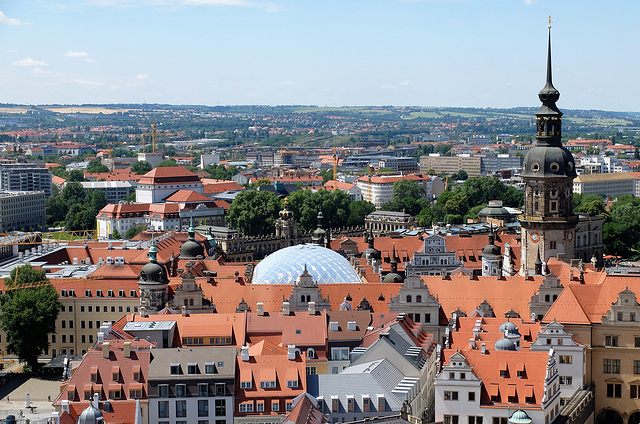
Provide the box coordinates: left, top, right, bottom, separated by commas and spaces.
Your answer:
252, 244, 363, 285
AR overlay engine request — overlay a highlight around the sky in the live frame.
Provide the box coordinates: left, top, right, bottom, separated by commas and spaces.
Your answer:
1, 0, 639, 111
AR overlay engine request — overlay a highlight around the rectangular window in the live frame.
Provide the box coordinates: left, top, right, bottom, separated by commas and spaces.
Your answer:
444, 391, 459, 401
256, 402, 265, 412
559, 376, 573, 385
635, 337, 640, 348
198, 399, 209, 417
188, 363, 199, 375
332, 398, 339, 413
306, 366, 317, 375
205, 363, 216, 374
286, 401, 293, 411
468, 391, 475, 402
607, 383, 621, 398
199, 383, 208, 397
287, 380, 298, 388
176, 384, 186, 397
604, 358, 612, 374
347, 397, 354, 412
331, 347, 349, 361
559, 355, 572, 364
170, 364, 182, 375
378, 397, 385, 411
634, 360, 640, 374
176, 400, 187, 417
215, 399, 226, 416
215, 383, 225, 396
240, 381, 252, 389
272, 401, 280, 412
443, 415, 459, 424
363, 398, 370, 412
158, 401, 169, 418
468, 417, 483, 424
605, 335, 619, 347
159, 385, 169, 398
492, 419, 508, 424
238, 403, 253, 413
632, 385, 640, 399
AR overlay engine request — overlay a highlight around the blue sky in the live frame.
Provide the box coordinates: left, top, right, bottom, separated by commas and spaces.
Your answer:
1, 0, 639, 111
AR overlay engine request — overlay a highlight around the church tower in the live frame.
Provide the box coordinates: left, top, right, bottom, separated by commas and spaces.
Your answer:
520, 20, 578, 274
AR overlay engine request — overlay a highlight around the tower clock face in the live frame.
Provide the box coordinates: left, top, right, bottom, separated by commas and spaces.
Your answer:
530, 231, 540, 243
567, 231, 574, 242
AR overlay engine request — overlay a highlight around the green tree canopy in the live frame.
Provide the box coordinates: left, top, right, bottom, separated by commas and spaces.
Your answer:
348, 200, 376, 227
68, 169, 86, 182
62, 182, 86, 206
131, 160, 152, 175
157, 159, 178, 167
458, 177, 523, 208
125, 224, 148, 239
604, 196, 640, 257
0, 265, 62, 370
86, 158, 109, 173
227, 190, 282, 236
286, 189, 352, 232
391, 179, 426, 202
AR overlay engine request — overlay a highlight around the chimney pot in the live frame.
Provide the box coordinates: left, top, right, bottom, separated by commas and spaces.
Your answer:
102, 342, 110, 359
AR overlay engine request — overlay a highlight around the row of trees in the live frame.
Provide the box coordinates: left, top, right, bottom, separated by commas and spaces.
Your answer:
381, 177, 524, 226
227, 189, 375, 236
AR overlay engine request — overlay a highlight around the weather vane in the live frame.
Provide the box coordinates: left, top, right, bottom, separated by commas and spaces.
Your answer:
548, 15, 552, 29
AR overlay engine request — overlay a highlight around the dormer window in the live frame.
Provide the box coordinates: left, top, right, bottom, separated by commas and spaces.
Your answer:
259, 380, 276, 389
96, 289, 103, 297
107, 290, 114, 297
170, 363, 182, 375
85, 289, 91, 297
118, 290, 125, 297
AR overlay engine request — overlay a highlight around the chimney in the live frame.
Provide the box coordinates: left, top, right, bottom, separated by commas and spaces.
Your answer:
282, 301, 290, 316
531, 312, 536, 323
50, 412, 61, 424
181, 305, 187, 316
140, 306, 147, 317
257, 302, 264, 316
93, 392, 99, 409
469, 338, 476, 350
61, 400, 70, 414
287, 345, 296, 361
241, 346, 250, 362
308, 301, 316, 315
97, 331, 105, 344
481, 343, 486, 355
102, 342, 110, 358
123, 342, 131, 358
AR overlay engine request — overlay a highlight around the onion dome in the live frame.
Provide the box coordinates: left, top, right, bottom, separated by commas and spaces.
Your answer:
383, 243, 404, 283
482, 229, 501, 258
509, 410, 532, 424
360, 232, 382, 260
279, 197, 294, 219
495, 335, 517, 351
77, 404, 103, 424
140, 236, 169, 285
180, 217, 204, 260
499, 320, 521, 338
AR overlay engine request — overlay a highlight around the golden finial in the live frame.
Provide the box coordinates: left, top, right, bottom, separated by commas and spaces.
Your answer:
548, 15, 552, 29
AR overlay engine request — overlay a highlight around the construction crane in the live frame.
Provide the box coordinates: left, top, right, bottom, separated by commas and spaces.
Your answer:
0, 230, 97, 246
150, 119, 157, 154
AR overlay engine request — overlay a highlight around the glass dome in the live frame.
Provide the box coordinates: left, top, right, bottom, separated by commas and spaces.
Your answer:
252, 244, 364, 285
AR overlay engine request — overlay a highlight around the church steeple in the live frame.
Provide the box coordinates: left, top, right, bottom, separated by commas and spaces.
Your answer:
519, 19, 578, 275
535, 19, 563, 146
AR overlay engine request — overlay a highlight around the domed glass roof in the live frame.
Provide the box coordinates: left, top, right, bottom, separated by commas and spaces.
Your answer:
252, 244, 363, 285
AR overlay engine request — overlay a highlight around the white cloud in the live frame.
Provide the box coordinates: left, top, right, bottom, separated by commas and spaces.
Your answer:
136, 74, 149, 81
12, 58, 49, 67
0, 11, 23, 25
66, 51, 89, 57
74, 79, 103, 87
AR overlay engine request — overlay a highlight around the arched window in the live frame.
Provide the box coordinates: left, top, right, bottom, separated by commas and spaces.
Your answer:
307, 348, 315, 359
301, 295, 306, 302
189, 299, 194, 306
406, 295, 412, 303
306, 295, 311, 302
416, 295, 422, 303
184, 299, 189, 306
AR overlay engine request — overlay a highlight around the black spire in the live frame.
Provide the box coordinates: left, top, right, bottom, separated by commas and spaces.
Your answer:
535, 18, 563, 146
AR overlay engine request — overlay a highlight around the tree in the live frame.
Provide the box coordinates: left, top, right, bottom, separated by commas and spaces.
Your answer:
86, 158, 109, 173
318, 169, 334, 185
392, 179, 425, 202
86, 190, 108, 212
46, 194, 67, 226
0, 265, 62, 370
157, 159, 178, 167
287, 189, 351, 231
443, 192, 469, 216
68, 169, 85, 182
131, 160, 152, 175
458, 177, 523, 208
348, 200, 376, 227
112, 228, 122, 239
65, 204, 96, 231
450, 170, 469, 181
62, 182, 86, 206
227, 190, 282, 236
125, 224, 148, 239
